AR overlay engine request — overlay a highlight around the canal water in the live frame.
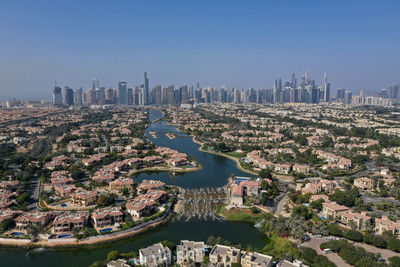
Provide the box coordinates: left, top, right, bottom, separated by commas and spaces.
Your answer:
0, 109, 265, 267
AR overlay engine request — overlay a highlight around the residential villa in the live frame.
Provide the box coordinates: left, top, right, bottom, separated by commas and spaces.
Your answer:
229, 180, 261, 206
354, 177, 376, 192
50, 171, 74, 186
15, 211, 53, 230
139, 243, 172, 267
107, 259, 130, 267
137, 180, 165, 194
293, 164, 311, 174
126, 198, 156, 220
274, 164, 291, 175
209, 245, 241, 266
340, 211, 372, 230
374, 216, 400, 236
72, 188, 97, 206
82, 153, 108, 166
53, 211, 88, 234
176, 240, 205, 265
109, 177, 134, 191
322, 202, 349, 219
241, 252, 273, 267
0, 208, 18, 221
54, 184, 76, 198
310, 194, 330, 203
92, 206, 123, 229
301, 181, 322, 195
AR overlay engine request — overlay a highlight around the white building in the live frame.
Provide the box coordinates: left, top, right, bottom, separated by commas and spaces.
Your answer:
176, 240, 205, 264
139, 243, 172, 267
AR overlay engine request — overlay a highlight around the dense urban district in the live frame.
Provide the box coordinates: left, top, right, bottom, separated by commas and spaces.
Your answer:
2, 102, 400, 267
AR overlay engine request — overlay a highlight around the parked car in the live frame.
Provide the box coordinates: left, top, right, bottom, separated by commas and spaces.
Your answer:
323, 248, 332, 254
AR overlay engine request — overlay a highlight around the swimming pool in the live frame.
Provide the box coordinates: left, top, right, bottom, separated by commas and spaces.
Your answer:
58, 234, 72, 238
100, 228, 112, 233
11, 232, 24, 236
61, 203, 67, 207
320, 216, 326, 220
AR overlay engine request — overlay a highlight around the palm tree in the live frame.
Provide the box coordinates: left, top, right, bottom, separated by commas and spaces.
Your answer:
27, 224, 43, 241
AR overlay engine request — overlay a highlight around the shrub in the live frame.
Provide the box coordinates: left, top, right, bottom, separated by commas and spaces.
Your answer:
387, 237, 400, 252
106, 250, 119, 262
313, 255, 336, 267
389, 256, 400, 266
344, 229, 363, 242
300, 247, 317, 264
327, 223, 343, 237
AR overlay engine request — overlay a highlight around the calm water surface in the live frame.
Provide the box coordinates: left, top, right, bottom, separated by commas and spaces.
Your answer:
0, 110, 264, 267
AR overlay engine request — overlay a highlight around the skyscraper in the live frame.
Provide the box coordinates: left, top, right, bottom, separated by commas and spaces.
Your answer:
323, 73, 330, 102
167, 85, 175, 105
127, 88, 133, 105
154, 85, 162, 105
337, 89, 346, 101
105, 88, 114, 104
64, 86, 74, 105
344, 90, 353, 105
87, 88, 97, 105
180, 85, 188, 104
92, 78, 99, 90
74, 88, 83, 106
144, 72, 149, 105
118, 82, 127, 105
52, 82, 63, 106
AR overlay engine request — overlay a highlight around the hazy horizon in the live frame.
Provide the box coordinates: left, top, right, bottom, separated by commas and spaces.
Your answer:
1, 0, 399, 101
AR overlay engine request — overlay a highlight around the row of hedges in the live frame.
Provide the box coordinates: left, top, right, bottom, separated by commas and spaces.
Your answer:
321, 239, 399, 267
328, 223, 400, 252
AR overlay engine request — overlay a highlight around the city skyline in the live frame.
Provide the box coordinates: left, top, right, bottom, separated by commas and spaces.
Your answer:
46, 70, 397, 108
1, 0, 400, 101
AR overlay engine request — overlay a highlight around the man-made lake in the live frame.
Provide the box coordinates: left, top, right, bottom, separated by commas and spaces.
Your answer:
0, 109, 264, 267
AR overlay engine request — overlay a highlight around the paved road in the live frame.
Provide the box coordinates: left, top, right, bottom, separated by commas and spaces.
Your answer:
362, 195, 400, 206
302, 235, 400, 265
275, 191, 289, 216
301, 237, 351, 267
28, 175, 40, 210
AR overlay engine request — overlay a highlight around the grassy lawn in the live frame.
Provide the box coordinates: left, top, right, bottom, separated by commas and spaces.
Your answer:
261, 233, 300, 260
226, 152, 247, 158
217, 206, 265, 223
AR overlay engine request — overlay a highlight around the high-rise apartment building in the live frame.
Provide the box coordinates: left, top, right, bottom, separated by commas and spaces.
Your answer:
118, 82, 127, 105
64, 86, 74, 105
154, 85, 162, 105
52, 83, 63, 106
74, 88, 83, 106
323, 73, 330, 102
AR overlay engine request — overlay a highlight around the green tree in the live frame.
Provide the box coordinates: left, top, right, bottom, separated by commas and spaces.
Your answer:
0, 218, 15, 231
313, 255, 336, 267
389, 256, 400, 266
259, 169, 272, 179
27, 224, 43, 241
292, 205, 312, 220
207, 236, 216, 246
300, 247, 317, 264
309, 199, 324, 211
160, 240, 174, 249
328, 223, 343, 237
106, 250, 119, 262
344, 230, 363, 242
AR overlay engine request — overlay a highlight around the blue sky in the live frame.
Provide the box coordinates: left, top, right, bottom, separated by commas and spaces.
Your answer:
1, 0, 399, 100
